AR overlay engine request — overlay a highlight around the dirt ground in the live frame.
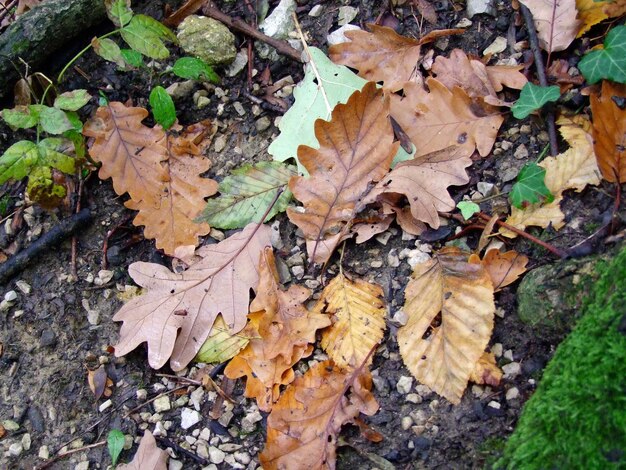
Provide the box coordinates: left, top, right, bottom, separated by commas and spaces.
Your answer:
0, 0, 622, 469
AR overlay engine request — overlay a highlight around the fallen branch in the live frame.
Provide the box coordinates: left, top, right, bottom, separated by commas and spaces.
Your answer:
0, 208, 92, 285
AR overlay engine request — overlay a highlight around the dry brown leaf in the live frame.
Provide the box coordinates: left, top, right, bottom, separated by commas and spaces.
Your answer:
390, 79, 504, 159
87, 365, 111, 400
287, 82, 398, 264
432, 49, 527, 100
329, 25, 422, 92
260, 360, 378, 470
84, 102, 168, 209
502, 116, 601, 236
225, 248, 331, 410
125, 121, 218, 255
398, 247, 495, 404
315, 273, 386, 370
469, 249, 529, 291
113, 223, 272, 370
469, 351, 503, 386
604, 0, 626, 17
364, 146, 472, 229
519, 0, 580, 52
117, 432, 168, 470
351, 214, 394, 243
590, 81, 626, 183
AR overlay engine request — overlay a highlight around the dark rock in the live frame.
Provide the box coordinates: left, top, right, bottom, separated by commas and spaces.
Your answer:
39, 329, 57, 348
27, 406, 45, 433
485, 403, 506, 417
106, 245, 123, 267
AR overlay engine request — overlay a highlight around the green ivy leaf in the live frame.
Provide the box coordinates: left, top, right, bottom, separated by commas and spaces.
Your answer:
121, 14, 175, 59
511, 83, 560, 119
1, 106, 39, 129
38, 107, 74, 135
149, 86, 176, 130
107, 429, 125, 466
579, 25, 626, 84
92, 37, 126, 67
198, 161, 296, 229
0, 140, 39, 183
457, 201, 480, 220
120, 49, 144, 67
509, 163, 554, 209
105, 0, 133, 27
172, 57, 220, 83
54, 90, 91, 111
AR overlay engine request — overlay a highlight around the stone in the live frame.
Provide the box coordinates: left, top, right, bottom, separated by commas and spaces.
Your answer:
199, 427, 211, 441
177, 16, 237, 66
491, 343, 503, 357
466, 0, 496, 18
483, 36, 507, 56
15, 280, 31, 294
4, 290, 17, 302
241, 409, 263, 433
136, 389, 148, 401
406, 393, 422, 404
181, 408, 202, 429
169, 460, 184, 470
190, 387, 205, 411
38, 445, 50, 459
234, 451, 251, 465
196, 440, 210, 459
514, 144, 529, 160
502, 362, 521, 379
74, 462, 89, 470
153, 421, 167, 437
401, 416, 413, 430
196, 96, 211, 109
209, 446, 226, 464
39, 329, 57, 348
477, 182, 496, 197
506, 387, 520, 400
396, 376, 413, 395
309, 4, 323, 16
327, 24, 361, 46
257, 0, 296, 60
153, 396, 171, 413
2, 420, 19, 431
338, 6, 358, 25
455, 18, 473, 28
225, 49, 248, 77
8, 442, 23, 457
256, 116, 272, 132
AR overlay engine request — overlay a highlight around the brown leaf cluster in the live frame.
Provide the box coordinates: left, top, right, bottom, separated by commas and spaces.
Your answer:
83, 102, 218, 255
224, 248, 331, 411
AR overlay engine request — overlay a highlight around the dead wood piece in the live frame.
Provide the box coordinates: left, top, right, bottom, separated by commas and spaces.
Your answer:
0, 0, 106, 102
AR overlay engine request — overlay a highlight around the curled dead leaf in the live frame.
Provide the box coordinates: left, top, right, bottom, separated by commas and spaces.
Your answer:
469, 351, 503, 387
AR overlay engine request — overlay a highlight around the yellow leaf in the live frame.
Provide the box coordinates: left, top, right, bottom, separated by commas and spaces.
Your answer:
576, 0, 609, 37
195, 317, 258, 364
469, 351, 503, 386
398, 247, 495, 404
315, 273, 387, 370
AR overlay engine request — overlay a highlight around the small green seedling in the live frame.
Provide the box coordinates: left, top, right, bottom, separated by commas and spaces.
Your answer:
171, 57, 220, 84
457, 200, 480, 220
149, 86, 177, 130
107, 429, 125, 467
509, 162, 554, 209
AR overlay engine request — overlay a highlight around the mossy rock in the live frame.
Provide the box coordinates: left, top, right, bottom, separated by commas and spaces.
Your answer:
517, 253, 610, 338
498, 246, 626, 469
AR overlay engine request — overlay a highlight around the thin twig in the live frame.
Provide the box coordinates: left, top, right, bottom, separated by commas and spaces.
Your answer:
519, 4, 558, 156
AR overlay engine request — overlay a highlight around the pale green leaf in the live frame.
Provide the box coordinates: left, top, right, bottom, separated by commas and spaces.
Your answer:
198, 161, 296, 229
149, 86, 176, 130
121, 15, 173, 59
1, 106, 39, 129
512, 83, 560, 119
54, 89, 91, 111
38, 138, 76, 174
105, 0, 133, 27
195, 318, 254, 364
457, 201, 480, 220
0, 140, 39, 183
579, 25, 626, 84
172, 57, 220, 83
92, 37, 125, 67
39, 107, 74, 135
120, 49, 144, 67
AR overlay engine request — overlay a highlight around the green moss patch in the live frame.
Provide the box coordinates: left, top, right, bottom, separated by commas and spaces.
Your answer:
499, 247, 626, 469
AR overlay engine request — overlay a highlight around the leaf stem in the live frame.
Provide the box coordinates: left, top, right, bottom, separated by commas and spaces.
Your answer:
57, 29, 121, 83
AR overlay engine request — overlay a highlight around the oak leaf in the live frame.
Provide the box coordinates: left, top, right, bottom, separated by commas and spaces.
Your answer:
314, 273, 386, 370
224, 248, 331, 410
113, 223, 272, 370
364, 146, 472, 229
398, 247, 495, 404
390, 79, 504, 159
519, 0, 580, 52
469, 352, 503, 387
117, 432, 168, 470
287, 82, 398, 264
125, 121, 218, 255
260, 360, 378, 470
469, 249, 529, 291
501, 116, 601, 236
329, 24, 422, 92
590, 80, 626, 183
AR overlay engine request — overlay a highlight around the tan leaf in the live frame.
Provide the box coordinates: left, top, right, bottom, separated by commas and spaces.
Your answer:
390, 79, 504, 159
501, 200, 565, 237
469, 249, 529, 291
315, 273, 386, 369
113, 223, 272, 370
287, 82, 398, 264
469, 351, 503, 386
125, 121, 218, 255
364, 146, 472, 229
87, 365, 109, 401
351, 214, 394, 244
224, 248, 331, 410
518, 0, 580, 52
576, 0, 609, 36
604, 0, 626, 17
329, 25, 422, 92
398, 247, 495, 404
117, 432, 168, 470
432, 49, 527, 100
83, 102, 168, 208
590, 81, 626, 183
260, 360, 378, 470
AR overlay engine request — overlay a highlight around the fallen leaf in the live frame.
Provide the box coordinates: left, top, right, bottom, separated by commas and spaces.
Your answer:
578, 25, 626, 84
604, 0, 626, 17
314, 273, 386, 370
398, 247, 495, 404
469, 249, 529, 291
519, 0, 580, 52
329, 24, 422, 92
469, 351, 503, 386
117, 431, 168, 470
224, 248, 331, 410
390, 79, 504, 159
124, 121, 218, 255
260, 360, 378, 470
590, 80, 626, 183
576, 0, 609, 37
87, 365, 110, 401
195, 316, 258, 364
287, 82, 398, 264
198, 161, 296, 229
509, 162, 554, 208
113, 223, 272, 370
364, 146, 472, 229
511, 83, 561, 119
